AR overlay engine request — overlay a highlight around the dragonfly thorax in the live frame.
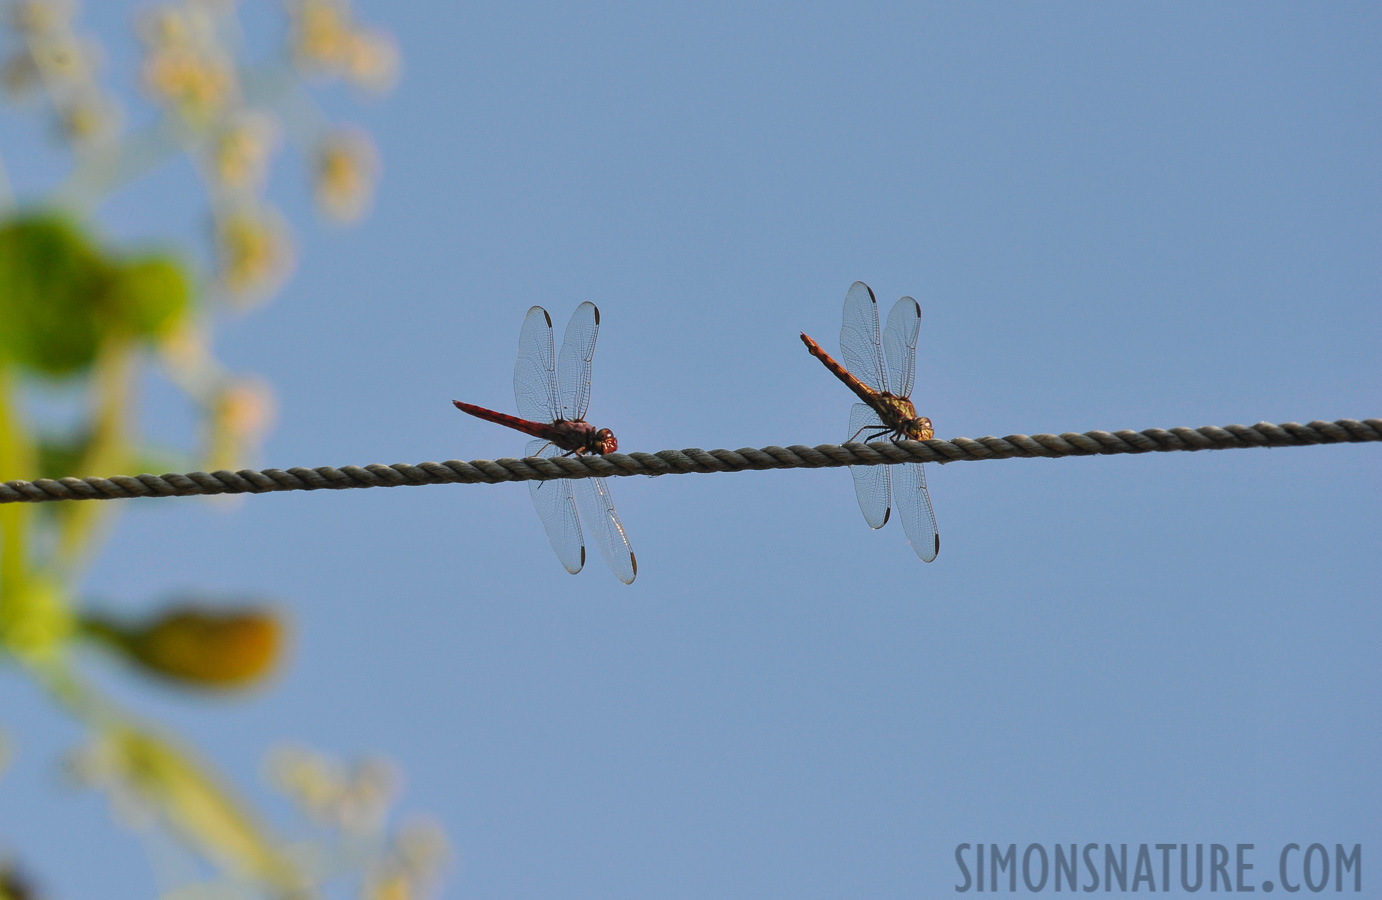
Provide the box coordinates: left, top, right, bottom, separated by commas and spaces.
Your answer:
873, 393, 933, 441
548, 419, 618, 456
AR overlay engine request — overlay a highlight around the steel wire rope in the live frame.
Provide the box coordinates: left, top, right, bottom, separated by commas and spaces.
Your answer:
0, 418, 1377, 504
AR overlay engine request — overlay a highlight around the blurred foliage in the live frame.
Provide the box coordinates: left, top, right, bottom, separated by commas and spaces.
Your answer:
0, 862, 38, 900
0, 1, 445, 897
70, 725, 303, 891
0, 215, 189, 374
81, 605, 283, 688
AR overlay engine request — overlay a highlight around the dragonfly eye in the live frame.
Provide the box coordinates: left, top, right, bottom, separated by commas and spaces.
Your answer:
907, 417, 934, 441
595, 428, 618, 454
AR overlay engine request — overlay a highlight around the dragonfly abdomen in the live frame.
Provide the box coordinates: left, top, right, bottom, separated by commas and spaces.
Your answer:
800, 332, 880, 406
452, 401, 555, 442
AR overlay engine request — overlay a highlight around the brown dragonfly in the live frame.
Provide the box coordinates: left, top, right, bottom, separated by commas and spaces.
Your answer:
801, 281, 939, 562
453, 302, 636, 584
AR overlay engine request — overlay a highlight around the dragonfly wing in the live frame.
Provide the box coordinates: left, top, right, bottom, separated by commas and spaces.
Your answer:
847, 401, 887, 444
840, 281, 888, 393
848, 403, 891, 529
526, 439, 584, 574
882, 296, 920, 400
574, 475, 637, 584
558, 301, 600, 422
894, 461, 940, 563
515, 306, 561, 423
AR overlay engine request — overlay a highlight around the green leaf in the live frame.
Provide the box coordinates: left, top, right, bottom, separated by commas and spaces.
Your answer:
0, 215, 111, 375
35, 434, 92, 480
107, 255, 191, 340
37, 433, 185, 480
0, 215, 196, 377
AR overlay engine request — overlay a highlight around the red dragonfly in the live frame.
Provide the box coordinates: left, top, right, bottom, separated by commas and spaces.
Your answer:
453, 302, 636, 584
800, 281, 940, 562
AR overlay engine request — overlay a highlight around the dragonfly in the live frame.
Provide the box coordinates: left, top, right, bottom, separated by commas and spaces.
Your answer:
453, 302, 637, 584
800, 281, 940, 562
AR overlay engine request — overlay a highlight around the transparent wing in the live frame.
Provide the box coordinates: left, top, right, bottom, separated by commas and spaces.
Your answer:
847, 401, 888, 444
526, 439, 584, 574
894, 461, 940, 563
574, 475, 637, 584
882, 296, 920, 400
839, 281, 888, 393
557, 301, 600, 422
514, 306, 560, 423
848, 403, 890, 529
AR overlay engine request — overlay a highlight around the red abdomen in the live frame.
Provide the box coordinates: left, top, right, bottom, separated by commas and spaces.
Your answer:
452, 401, 556, 441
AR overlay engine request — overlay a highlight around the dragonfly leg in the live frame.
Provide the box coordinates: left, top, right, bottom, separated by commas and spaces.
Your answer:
849, 424, 892, 443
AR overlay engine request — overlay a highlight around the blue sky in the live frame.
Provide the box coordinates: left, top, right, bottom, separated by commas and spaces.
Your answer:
2, 2, 1379, 897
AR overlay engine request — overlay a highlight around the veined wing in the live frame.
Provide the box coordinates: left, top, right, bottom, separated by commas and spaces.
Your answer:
514, 306, 561, 424
840, 281, 888, 393
557, 301, 600, 422
848, 403, 891, 529
574, 475, 636, 584
894, 461, 939, 563
882, 296, 920, 400
526, 439, 584, 574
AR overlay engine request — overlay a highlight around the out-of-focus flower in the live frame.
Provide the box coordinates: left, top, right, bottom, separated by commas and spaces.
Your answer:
68, 726, 304, 891
394, 818, 449, 877
136, 3, 187, 47
2, 5, 122, 148
26, 32, 98, 84
266, 745, 348, 824
54, 87, 120, 146
366, 817, 449, 900
0, 50, 39, 99
5, 0, 76, 36
341, 26, 398, 92
216, 379, 275, 440
339, 756, 400, 832
267, 746, 403, 832
313, 127, 378, 222
158, 320, 213, 383
203, 376, 275, 469
80, 605, 285, 689
209, 111, 277, 192
137, 4, 235, 122
288, 0, 398, 92
140, 45, 233, 120
0, 32, 102, 103
265, 749, 450, 896
212, 373, 272, 439
288, 0, 350, 71
136, 1, 230, 54
213, 205, 294, 303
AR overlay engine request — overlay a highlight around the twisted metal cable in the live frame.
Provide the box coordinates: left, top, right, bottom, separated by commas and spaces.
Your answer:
0, 418, 1376, 505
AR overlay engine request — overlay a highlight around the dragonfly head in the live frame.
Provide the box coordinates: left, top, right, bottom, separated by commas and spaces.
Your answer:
902, 416, 934, 441
592, 428, 618, 455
